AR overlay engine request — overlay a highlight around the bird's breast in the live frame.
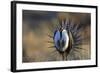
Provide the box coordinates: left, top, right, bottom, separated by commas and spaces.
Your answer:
54, 29, 70, 52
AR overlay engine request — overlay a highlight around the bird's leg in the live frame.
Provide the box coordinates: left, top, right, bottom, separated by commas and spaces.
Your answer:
65, 52, 68, 60
61, 53, 65, 60
62, 52, 68, 60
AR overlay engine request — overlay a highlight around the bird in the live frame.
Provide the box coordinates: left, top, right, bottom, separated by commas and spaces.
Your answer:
48, 19, 84, 60
53, 19, 73, 60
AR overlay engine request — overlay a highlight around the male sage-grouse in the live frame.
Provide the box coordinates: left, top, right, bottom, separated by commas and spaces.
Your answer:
48, 19, 85, 60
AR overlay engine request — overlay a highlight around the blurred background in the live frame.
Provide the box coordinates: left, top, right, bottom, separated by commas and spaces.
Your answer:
22, 10, 91, 62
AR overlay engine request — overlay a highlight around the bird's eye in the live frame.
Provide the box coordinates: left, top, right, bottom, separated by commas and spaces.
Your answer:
54, 29, 69, 53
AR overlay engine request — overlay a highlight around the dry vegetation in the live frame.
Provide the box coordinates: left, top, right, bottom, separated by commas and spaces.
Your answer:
22, 10, 91, 62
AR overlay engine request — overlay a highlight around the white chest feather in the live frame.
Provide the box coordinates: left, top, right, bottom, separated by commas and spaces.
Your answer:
54, 29, 69, 52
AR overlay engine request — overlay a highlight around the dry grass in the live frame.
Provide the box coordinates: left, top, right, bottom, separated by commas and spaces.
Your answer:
22, 10, 91, 62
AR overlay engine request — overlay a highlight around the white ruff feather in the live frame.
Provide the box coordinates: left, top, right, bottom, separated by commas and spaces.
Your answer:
54, 29, 69, 52
62, 29, 69, 51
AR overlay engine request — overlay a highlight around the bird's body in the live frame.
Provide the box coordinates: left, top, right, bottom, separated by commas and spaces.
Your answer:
48, 19, 84, 60
53, 26, 73, 60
